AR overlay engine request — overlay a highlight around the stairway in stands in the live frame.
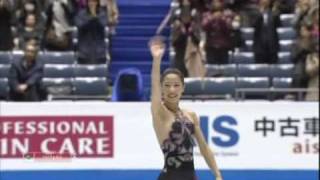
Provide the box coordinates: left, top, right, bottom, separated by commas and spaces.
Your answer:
109, 4, 171, 94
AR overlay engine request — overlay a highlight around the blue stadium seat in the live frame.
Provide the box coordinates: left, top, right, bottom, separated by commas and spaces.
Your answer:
0, 65, 10, 78
236, 77, 270, 99
237, 64, 270, 77
280, 40, 294, 52
203, 77, 236, 98
42, 78, 74, 97
280, 14, 295, 27
273, 77, 292, 88
206, 64, 237, 77
230, 52, 254, 64
71, 26, 78, 40
183, 78, 203, 96
39, 52, 76, 64
0, 51, 11, 64
270, 64, 294, 78
240, 27, 254, 40
12, 51, 24, 61
74, 64, 108, 78
0, 78, 9, 100
278, 52, 292, 64
111, 68, 144, 101
272, 77, 293, 99
44, 64, 74, 78
73, 77, 109, 96
243, 40, 253, 51
277, 28, 297, 40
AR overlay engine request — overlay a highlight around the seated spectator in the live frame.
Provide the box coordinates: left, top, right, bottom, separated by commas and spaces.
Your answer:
9, 41, 46, 101
201, 0, 234, 64
0, 0, 14, 50
43, 0, 74, 51
75, 0, 108, 64
253, 0, 280, 64
14, 13, 43, 50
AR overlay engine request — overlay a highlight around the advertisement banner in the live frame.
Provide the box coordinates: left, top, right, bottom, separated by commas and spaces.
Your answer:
0, 102, 318, 171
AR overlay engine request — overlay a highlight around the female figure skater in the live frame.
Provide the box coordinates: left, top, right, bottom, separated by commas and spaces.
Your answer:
149, 36, 223, 180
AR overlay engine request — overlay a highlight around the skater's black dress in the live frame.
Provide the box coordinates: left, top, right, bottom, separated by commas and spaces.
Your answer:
158, 110, 197, 180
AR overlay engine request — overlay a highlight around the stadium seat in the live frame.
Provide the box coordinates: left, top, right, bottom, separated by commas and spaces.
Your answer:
280, 40, 294, 52
237, 64, 270, 77
183, 78, 204, 96
203, 77, 236, 98
278, 52, 292, 64
74, 64, 108, 78
42, 78, 74, 97
73, 77, 109, 96
0, 51, 11, 64
272, 77, 293, 99
0, 78, 9, 100
230, 52, 254, 64
277, 28, 297, 40
11, 51, 24, 61
206, 64, 237, 77
270, 64, 294, 78
280, 14, 295, 27
0, 64, 10, 78
236, 77, 270, 99
111, 68, 144, 101
39, 52, 76, 64
273, 77, 292, 88
240, 27, 254, 40
44, 64, 74, 78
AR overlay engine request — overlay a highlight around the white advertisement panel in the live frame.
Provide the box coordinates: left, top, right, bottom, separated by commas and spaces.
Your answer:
0, 102, 318, 170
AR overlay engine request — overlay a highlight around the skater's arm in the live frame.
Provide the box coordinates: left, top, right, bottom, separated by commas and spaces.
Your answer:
191, 112, 223, 180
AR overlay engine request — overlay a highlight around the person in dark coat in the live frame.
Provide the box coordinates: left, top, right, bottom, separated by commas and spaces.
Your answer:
0, 0, 14, 50
43, 0, 74, 51
253, 0, 281, 64
75, 0, 108, 64
9, 41, 46, 101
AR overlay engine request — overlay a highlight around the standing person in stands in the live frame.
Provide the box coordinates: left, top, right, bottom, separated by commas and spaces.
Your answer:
201, 0, 235, 64
252, 0, 281, 64
43, 0, 74, 51
157, 0, 203, 77
75, 0, 108, 64
149, 36, 223, 180
0, 0, 14, 50
14, 13, 43, 50
9, 41, 46, 101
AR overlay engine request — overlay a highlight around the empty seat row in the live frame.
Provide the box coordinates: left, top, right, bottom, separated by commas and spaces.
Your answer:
206, 64, 294, 78
183, 77, 293, 100
243, 40, 294, 52
0, 77, 110, 101
240, 27, 296, 40
0, 51, 76, 64
43, 77, 109, 97
0, 64, 108, 78
230, 52, 291, 64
